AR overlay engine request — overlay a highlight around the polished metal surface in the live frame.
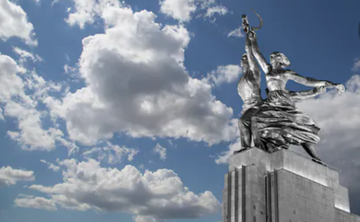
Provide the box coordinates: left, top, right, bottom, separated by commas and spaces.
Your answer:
235, 11, 345, 163
237, 14, 262, 150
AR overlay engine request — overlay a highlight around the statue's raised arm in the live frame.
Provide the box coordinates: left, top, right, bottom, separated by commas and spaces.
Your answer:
248, 30, 271, 74
242, 17, 259, 75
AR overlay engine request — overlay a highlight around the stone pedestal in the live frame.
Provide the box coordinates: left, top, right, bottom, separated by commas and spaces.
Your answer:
222, 148, 360, 222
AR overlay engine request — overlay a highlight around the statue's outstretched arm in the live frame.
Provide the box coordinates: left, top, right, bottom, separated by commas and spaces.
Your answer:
249, 31, 271, 74
289, 87, 326, 102
285, 70, 329, 87
245, 32, 260, 76
286, 70, 346, 94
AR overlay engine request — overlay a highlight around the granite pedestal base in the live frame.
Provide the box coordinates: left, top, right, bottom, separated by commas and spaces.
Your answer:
222, 148, 360, 222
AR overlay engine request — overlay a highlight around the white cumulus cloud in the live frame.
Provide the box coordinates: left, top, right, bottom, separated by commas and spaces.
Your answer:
0, 53, 78, 152
0, 166, 34, 186
205, 64, 242, 86
159, 0, 196, 22
0, 55, 61, 151
0, 54, 27, 103
15, 194, 57, 211
5, 99, 64, 151
66, 0, 121, 28
0, 0, 37, 45
45, 6, 238, 146
27, 158, 220, 220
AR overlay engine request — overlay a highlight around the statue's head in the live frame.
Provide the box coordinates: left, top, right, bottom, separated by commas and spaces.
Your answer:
241, 53, 249, 69
270, 52, 291, 68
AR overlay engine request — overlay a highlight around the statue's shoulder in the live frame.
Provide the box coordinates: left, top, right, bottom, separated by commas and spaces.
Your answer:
284, 69, 299, 76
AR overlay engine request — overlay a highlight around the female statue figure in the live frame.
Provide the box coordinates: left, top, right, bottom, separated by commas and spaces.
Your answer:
248, 30, 345, 163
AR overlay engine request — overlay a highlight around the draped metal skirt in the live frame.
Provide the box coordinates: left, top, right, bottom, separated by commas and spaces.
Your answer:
252, 90, 320, 152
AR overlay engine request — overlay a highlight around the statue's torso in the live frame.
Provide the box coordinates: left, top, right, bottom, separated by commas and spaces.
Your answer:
266, 69, 288, 92
237, 70, 262, 106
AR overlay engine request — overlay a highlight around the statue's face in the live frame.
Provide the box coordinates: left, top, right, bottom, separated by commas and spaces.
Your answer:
270, 53, 281, 66
241, 55, 249, 68
270, 52, 290, 68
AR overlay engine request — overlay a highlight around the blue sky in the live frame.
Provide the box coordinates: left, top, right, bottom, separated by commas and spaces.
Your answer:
0, 0, 360, 222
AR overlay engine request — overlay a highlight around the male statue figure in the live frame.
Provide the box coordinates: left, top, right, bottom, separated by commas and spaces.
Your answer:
234, 15, 263, 153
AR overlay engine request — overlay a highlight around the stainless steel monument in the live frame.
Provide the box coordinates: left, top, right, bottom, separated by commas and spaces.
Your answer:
224, 11, 360, 222
234, 11, 345, 162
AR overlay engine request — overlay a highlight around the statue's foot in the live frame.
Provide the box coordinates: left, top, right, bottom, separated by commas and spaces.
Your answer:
233, 147, 252, 154
312, 158, 325, 166
233, 150, 241, 154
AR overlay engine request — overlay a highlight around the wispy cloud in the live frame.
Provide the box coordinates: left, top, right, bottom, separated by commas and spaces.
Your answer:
82, 142, 138, 164
352, 57, 360, 72
153, 143, 167, 160
159, 0, 228, 22
228, 27, 244, 38
40, 160, 60, 172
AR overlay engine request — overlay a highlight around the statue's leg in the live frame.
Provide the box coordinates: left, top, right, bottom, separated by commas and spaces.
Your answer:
301, 142, 323, 164
239, 118, 251, 149
251, 116, 262, 148
234, 108, 256, 154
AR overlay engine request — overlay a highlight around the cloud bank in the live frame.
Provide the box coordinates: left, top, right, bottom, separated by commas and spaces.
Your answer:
24, 158, 219, 221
